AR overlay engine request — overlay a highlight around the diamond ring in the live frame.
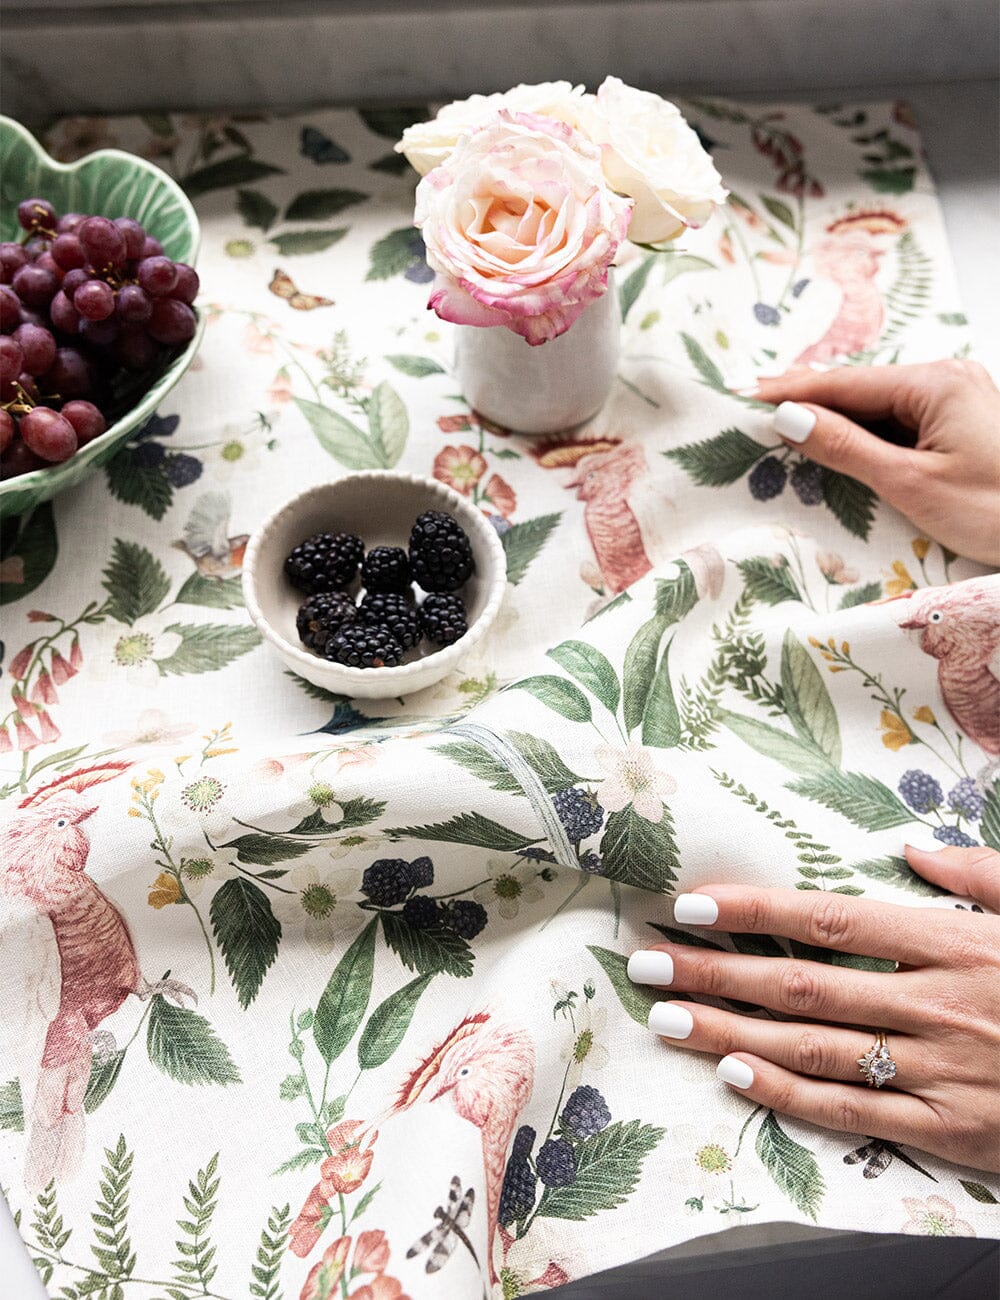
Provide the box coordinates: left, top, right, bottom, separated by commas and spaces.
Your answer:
858, 1031, 897, 1088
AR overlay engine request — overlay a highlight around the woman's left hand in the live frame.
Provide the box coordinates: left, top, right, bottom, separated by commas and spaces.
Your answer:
628, 843, 1000, 1173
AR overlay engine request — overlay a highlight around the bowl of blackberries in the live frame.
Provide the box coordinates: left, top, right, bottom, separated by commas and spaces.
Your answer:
242, 472, 508, 698
0, 115, 203, 517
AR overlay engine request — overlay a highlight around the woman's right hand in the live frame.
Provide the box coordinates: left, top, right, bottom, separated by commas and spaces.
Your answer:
753, 360, 1000, 567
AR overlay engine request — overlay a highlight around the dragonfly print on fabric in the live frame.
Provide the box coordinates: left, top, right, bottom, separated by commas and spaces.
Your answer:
390, 1012, 535, 1286
1, 763, 194, 1192
407, 1175, 481, 1280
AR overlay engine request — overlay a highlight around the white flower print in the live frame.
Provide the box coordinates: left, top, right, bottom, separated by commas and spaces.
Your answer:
271, 864, 362, 952
594, 741, 676, 822
473, 857, 544, 920
111, 620, 183, 689
104, 708, 197, 749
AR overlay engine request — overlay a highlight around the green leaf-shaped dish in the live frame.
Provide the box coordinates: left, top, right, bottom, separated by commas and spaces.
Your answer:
0, 116, 203, 518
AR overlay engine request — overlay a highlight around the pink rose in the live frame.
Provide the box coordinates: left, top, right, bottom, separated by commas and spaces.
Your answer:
415, 111, 632, 345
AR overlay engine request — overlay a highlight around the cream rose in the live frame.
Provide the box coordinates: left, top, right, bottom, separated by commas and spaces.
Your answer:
588, 77, 727, 243
415, 110, 633, 345
395, 81, 590, 175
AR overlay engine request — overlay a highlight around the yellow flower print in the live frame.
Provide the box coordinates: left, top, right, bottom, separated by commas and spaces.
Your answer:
911, 538, 931, 561
885, 561, 916, 598
913, 705, 936, 725
880, 710, 913, 751
148, 872, 182, 908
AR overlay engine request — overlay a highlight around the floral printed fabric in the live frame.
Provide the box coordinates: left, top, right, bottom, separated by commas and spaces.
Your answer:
2, 100, 998, 1300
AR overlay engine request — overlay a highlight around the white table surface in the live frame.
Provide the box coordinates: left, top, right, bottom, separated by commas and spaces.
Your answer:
1, 76, 997, 1297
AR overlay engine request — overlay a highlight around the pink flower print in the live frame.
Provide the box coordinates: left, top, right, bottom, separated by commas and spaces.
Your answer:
335, 744, 378, 772
8, 644, 34, 680
289, 1184, 329, 1258
14, 714, 41, 751
300, 1236, 351, 1299
0, 725, 13, 753
352, 1229, 390, 1275
267, 368, 293, 403
30, 668, 58, 706
49, 647, 79, 686
242, 320, 276, 355
69, 637, 83, 671
34, 709, 61, 744
900, 1196, 975, 1237
351, 1276, 410, 1300
319, 1120, 377, 1194
594, 741, 676, 822
26, 610, 56, 623
437, 413, 474, 435
433, 444, 488, 495
483, 473, 517, 519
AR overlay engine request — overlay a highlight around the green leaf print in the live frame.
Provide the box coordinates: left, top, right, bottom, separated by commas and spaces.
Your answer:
183, 157, 284, 198
509, 731, 583, 793
587, 946, 658, 1026
780, 631, 842, 765
105, 446, 174, 520
155, 622, 260, 675
370, 151, 412, 175
664, 427, 767, 487
599, 806, 679, 891
680, 331, 726, 391
760, 194, 797, 230
358, 105, 429, 138
250, 1203, 291, 1300
84, 1049, 126, 1114
146, 997, 241, 1085
295, 395, 390, 470
102, 539, 170, 625
236, 187, 278, 231
547, 640, 621, 714
838, 580, 882, 609
284, 188, 367, 220
787, 770, 912, 831
959, 1180, 999, 1205
860, 166, 916, 194
980, 782, 1000, 852
501, 512, 562, 585
313, 918, 377, 1064
270, 228, 348, 255
357, 973, 434, 1069
646, 923, 726, 952
386, 810, 536, 852
537, 1120, 665, 1220
367, 381, 409, 466
220, 832, 315, 864
385, 353, 445, 377
210, 878, 282, 1008
823, 471, 877, 540
380, 913, 474, 978
89, 1135, 135, 1279
737, 556, 802, 605
434, 741, 521, 793
0, 1079, 24, 1131
654, 561, 699, 625
642, 637, 681, 748
172, 1151, 219, 1292
720, 709, 833, 777
622, 616, 667, 734
851, 855, 947, 896
755, 1111, 825, 1221
512, 675, 593, 723
175, 571, 244, 609
366, 226, 419, 281
619, 254, 657, 318
0, 501, 58, 607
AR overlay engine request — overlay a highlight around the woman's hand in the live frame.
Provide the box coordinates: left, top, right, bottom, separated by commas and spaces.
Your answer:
753, 360, 1000, 567
628, 843, 1000, 1173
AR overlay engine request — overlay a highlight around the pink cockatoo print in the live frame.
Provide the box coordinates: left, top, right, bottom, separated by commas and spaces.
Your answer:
390, 1012, 535, 1285
898, 578, 1000, 760
563, 444, 652, 595
2, 762, 192, 1192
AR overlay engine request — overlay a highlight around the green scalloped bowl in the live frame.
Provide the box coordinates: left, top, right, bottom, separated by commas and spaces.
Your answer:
0, 115, 203, 518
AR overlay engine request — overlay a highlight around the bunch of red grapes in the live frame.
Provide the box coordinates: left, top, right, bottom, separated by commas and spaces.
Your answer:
1, 197, 199, 479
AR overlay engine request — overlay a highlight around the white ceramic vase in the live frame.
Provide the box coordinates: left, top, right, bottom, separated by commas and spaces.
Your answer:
454, 271, 621, 435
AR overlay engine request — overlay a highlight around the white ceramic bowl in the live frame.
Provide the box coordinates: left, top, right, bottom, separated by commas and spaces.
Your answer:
242, 472, 507, 699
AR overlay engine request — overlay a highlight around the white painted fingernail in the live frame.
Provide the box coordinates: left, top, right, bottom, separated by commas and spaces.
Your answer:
648, 1001, 694, 1040
627, 950, 674, 986
905, 837, 944, 854
773, 400, 816, 443
717, 1056, 755, 1089
673, 893, 719, 925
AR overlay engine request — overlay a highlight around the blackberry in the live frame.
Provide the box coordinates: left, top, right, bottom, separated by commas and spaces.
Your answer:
361, 546, 412, 595
511, 1125, 536, 1163
164, 452, 203, 487
748, 456, 787, 501
361, 859, 413, 907
133, 440, 166, 468
789, 460, 825, 506
409, 856, 434, 889
442, 899, 487, 940
402, 895, 441, 929
560, 1085, 611, 1140
329, 623, 403, 668
579, 851, 603, 874
535, 1138, 576, 1187
753, 302, 781, 326
792, 278, 810, 298
498, 1159, 536, 1227
552, 788, 604, 842
420, 593, 468, 646
947, 777, 984, 822
359, 591, 420, 650
517, 847, 557, 863
409, 510, 475, 592
898, 769, 943, 814
284, 531, 363, 595
933, 825, 978, 847
296, 591, 357, 654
